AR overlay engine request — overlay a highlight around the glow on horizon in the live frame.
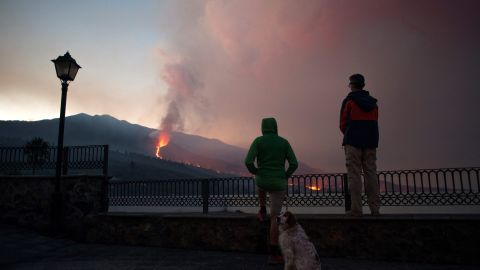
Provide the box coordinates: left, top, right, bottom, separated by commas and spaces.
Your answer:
0, 0, 165, 129
1, 0, 479, 172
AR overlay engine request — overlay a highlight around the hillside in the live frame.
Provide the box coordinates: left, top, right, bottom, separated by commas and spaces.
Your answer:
0, 113, 319, 176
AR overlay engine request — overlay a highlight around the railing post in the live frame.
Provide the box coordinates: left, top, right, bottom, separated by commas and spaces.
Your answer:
343, 173, 351, 212
202, 179, 210, 214
102, 145, 109, 176
62, 146, 69, 175
101, 145, 109, 212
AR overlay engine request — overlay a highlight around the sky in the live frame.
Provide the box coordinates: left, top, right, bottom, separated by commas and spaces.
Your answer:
1, 0, 479, 172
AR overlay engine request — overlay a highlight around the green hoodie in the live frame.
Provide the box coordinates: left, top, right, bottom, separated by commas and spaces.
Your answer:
244, 118, 298, 191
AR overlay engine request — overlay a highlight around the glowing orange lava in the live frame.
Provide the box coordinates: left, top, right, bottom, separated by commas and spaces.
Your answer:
305, 184, 322, 191
155, 133, 170, 158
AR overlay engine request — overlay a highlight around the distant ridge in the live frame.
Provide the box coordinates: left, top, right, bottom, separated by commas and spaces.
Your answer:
0, 113, 320, 176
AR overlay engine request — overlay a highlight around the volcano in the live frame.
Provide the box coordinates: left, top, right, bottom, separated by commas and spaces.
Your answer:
0, 113, 320, 176
157, 142, 244, 174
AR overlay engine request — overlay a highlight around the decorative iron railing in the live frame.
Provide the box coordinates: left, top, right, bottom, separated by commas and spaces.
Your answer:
377, 168, 479, 206
108, 167, 480, 213
0, 145, 108, 176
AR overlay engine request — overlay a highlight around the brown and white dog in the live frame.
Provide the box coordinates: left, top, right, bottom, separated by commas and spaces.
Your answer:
277, 211, 321, 270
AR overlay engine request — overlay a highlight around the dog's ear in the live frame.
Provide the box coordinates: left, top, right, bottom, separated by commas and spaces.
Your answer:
286, 211, 297, 228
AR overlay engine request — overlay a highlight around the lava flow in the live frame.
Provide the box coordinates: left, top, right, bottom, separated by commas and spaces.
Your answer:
305, 183, 322, 191
155, 132, 170, 158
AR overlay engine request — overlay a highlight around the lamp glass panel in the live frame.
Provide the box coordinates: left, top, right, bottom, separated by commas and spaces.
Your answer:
55, 59, 71, 79
68, 62, 80, 81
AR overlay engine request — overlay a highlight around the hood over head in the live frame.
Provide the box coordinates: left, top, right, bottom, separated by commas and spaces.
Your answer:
348, 90, 377, 112
261, 117, 278, 135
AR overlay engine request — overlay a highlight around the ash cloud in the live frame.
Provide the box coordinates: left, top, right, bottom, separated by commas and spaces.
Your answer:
157, 56, 205, 134
160, 101, 182, 133
155, 0, 480, 171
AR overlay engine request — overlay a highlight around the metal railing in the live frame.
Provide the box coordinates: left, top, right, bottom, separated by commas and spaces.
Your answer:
108, 167, 480, 213
0, 145, 108, 176
377, 168, 479, 206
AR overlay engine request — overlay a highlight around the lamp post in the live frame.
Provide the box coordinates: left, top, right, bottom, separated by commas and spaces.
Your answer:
51, 51, 81, 227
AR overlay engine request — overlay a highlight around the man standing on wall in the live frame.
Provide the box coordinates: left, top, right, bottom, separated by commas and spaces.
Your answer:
245, 117, 298, 264
340, 74, 380, 216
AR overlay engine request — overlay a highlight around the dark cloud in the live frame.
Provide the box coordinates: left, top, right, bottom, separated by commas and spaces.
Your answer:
155, 0, 480, 171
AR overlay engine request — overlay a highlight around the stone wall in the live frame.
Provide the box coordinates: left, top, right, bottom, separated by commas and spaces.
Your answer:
87, 213, 269, 252
1, 176, 479, 264
87, 213, 480, 265
0, 175, 106, 235
61, 175, 107, 238
0, 176, 53, 230
300, 215, 480, 264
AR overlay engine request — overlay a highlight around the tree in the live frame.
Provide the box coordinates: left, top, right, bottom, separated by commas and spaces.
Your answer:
24, 137, 50, 175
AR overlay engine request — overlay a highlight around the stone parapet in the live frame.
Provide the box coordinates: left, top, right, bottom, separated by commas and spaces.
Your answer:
87, 213, 269, 252
0, 176, 53, 230
87, 213, 480, 265
1, 175, 479, 265
0, 175, 106, 236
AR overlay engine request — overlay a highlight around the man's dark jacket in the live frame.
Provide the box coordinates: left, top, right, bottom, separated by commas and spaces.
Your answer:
340, 90, 379, 148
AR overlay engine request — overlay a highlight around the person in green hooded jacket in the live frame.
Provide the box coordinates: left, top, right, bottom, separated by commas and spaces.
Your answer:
244, 117, 298, 264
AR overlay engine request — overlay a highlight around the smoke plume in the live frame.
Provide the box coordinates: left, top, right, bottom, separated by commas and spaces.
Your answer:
154, 0, 480, 171
158, 57, 205, 134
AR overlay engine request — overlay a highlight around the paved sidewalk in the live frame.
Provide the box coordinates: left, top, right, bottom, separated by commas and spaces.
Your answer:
0, 223, 476, 270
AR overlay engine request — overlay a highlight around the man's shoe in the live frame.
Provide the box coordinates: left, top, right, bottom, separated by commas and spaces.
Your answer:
371, 210, 380, 216
267, 255, 284, 265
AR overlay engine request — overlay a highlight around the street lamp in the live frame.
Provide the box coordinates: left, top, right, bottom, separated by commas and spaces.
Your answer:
51, 51, 81, 227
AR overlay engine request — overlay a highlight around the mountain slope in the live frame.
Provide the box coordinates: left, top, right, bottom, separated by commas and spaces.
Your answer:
0, 113, 319, 175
